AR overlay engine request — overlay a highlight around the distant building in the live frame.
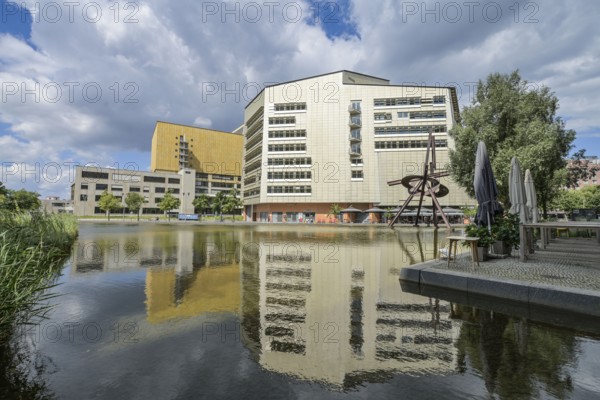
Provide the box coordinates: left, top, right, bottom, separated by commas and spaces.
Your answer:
151, 121, 244, 196
71, 121, 244, 216
241, 70, 475, 223
41, 196, 73, 214
574, 156, 600, 188
71, 166, 196, 216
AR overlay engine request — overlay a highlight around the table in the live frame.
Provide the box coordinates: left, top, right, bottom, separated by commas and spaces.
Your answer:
519, 221, 600, 261
446, 236, 480, 268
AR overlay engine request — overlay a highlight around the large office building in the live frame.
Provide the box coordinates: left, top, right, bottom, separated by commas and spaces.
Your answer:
70, 121, 244, 216
151, 121, 244, 196
241, 70, 475, 223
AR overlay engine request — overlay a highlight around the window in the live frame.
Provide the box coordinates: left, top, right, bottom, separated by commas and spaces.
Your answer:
374, 97, 420, 107
410, 111, 446, 119
268, 130, 307, 139
168, 178, 180, 184
397, 112, 409, 118
95, 195, 102, 201
111, 185, 123, 191
143, 176, 166, 183
81, 184, 88, 190
351, 159, 363, 166
433, 95, 446, 104
267, 171, 312, 180
374, 113, 392, 121
196, 180, 209, 187
268, 143, 306, 152
113, 173, 141, 182
143, 186, 150, 193
196, 172, 209, 179
95, 183, 108, 190
267, 185, 312, 194
267, 157, 312, 166
171, 188, 180, 194
269, 117, 296, 125
212, 174, 234, 181
80, 194, 88, 201
375, 125, 447, 135
155, 198, 163, 204
274, 103, 306, 111
82, 171, 109, 180
352, 171, 364, 179
374, 139, 448, 149
155, 187, 165, 193
212, 182, 235, 189
130, 187, 140, 192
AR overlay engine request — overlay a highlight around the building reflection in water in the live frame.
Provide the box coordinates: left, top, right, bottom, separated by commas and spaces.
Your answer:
70, 227, 459, 388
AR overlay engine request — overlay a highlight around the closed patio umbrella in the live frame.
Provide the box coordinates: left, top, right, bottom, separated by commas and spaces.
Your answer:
524, 169, 538, 223
509, 157, 529, 223
474, 141, 503, 229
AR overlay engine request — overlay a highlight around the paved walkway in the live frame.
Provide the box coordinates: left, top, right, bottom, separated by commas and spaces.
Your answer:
431, 237, 600, 292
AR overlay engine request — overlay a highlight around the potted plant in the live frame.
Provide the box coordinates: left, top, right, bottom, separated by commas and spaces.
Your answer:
491, 213, 520, 255
464, 224, 495, 261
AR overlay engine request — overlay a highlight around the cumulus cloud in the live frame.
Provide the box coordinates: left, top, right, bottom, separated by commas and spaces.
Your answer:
0, 0, 599, 197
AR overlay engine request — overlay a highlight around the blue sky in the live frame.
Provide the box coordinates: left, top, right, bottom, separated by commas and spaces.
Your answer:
1, 0, 599, 197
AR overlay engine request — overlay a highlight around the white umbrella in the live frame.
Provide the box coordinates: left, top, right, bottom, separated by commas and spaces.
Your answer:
524, 169, 538, 223
509, 157, 529, 223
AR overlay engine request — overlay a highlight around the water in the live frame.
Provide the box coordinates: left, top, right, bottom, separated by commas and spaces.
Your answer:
3, 222, 600, 399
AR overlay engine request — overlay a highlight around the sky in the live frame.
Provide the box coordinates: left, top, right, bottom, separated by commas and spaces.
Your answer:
1, 0, 599, 198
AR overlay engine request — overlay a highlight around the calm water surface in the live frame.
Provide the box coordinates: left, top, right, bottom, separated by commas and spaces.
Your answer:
4, 222, 600, 399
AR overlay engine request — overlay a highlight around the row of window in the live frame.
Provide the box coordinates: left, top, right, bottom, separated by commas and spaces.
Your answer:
409, 111, 446, 119
267, 185, 312, 194
268, 143, 306, 152
269, 117, 296, 125
374, 96, 445, 107
374, 139, 448, 149
375, 125, 447, 135
267, 157, 312, 166
274, 102, 306, 111
268, 129, 307, 139
267, 171, 312, 180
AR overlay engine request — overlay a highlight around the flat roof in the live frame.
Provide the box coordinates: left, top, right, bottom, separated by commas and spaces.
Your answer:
154, 121, 243, 136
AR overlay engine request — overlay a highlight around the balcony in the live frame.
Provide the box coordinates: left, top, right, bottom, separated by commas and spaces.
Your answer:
348, 146, 362, 156
348, 103, 361, 114
349, 133, 362, 142
349, 117, 362, 128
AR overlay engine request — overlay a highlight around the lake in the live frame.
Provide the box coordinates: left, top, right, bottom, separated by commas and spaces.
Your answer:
3, 222, 600, 399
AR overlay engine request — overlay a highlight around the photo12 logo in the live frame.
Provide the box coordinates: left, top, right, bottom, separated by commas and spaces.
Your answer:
1, 1, 140, 24
1, 81, 139, 104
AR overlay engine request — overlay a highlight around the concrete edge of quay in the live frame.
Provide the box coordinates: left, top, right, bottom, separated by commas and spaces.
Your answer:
399, 263, 600, 318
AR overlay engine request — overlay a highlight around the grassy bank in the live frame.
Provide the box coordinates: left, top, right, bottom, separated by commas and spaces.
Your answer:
0, 212, 78, 342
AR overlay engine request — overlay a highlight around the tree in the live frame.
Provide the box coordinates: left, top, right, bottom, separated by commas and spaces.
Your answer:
158, 191, 180, 222
211, 191, 227, 222
125, 192, 145, 221
0, 188, 41, 212
222, 189, 242, 222
328, 203, 342, 223
192, 194, 211, 220
449, 70, 576, 217
98, 190, 121, 221
565, 149, 600, 189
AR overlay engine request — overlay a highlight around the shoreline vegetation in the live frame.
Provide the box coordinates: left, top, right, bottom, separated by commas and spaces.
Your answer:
0, 211, 78, 343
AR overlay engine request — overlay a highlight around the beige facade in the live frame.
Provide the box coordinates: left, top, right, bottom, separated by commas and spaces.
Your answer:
71, 166, 196, 216
242, 70, 475, 222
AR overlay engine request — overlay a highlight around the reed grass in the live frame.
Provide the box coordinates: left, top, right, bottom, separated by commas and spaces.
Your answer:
0, 211, 78, 342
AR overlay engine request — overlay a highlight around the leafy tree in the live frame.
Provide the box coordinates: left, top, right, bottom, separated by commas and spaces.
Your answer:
222, 189, 242, 222
565, 149, 600, 189
0, 188, 41, 212
328, 203, 342, 223
98, 190, 121, 221
158, 191, 180, 222
192, 194, 212, 220
211, 191, 227, 222
553, 185, 600, 214
125, 192, 145, 221
449, 70, 575, 218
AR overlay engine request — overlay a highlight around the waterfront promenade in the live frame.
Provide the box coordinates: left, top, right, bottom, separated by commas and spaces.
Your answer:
400, 236, 600, 316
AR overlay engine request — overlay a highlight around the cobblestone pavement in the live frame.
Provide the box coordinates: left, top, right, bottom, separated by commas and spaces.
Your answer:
428, 237, 600, 292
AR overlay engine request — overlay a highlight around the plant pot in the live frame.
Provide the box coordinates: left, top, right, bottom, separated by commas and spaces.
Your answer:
477, 246, 489, 261
492, 240, 511, 255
